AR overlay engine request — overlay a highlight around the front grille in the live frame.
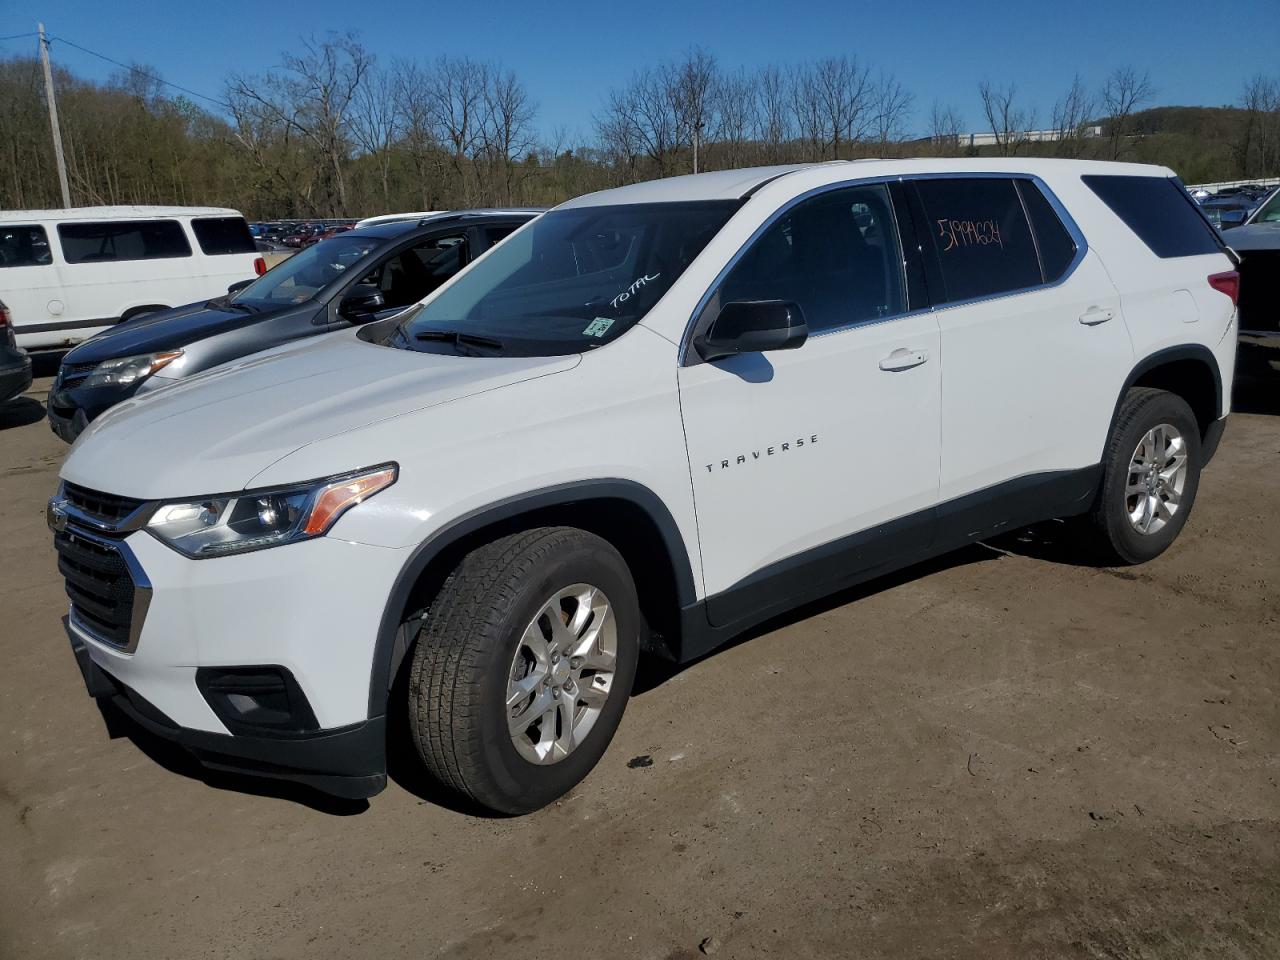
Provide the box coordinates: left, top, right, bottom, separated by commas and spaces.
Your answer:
64, 483, 147, 525
54, 529, 136, 648
57, 361, 98, 389
1238, 249, 1280, 335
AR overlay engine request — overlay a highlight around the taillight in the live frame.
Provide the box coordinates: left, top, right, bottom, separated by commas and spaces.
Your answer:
1208, 270, 1239, 306
0, 300, 9, 328
254, 256, 267, 276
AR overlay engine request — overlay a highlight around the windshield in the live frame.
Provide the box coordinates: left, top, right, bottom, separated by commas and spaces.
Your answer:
389, 201, 740, 356
1252, 190, 1280, 223
233, 234, 383, 307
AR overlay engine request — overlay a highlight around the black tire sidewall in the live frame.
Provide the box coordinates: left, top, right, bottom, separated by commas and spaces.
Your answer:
1102, 393, 1202, 564
473, 535, 639, 813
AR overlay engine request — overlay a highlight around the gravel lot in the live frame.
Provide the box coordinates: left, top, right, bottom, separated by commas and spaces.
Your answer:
2, 367, 1278, 960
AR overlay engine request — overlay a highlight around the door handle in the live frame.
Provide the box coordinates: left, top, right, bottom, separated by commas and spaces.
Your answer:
878, 348, 929, 372
1079, 306, 1115, 326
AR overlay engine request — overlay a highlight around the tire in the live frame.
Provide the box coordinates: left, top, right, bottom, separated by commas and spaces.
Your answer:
1079, 387, 1202, 565
407, 526, 640, 814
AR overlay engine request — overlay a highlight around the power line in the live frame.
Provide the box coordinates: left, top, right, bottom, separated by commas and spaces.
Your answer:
0, 31, 39, 41
44, 33, 230, 109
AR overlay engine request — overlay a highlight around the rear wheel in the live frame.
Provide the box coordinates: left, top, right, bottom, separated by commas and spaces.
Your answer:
1079, 387, 1202, 565
407, 527, 639, 814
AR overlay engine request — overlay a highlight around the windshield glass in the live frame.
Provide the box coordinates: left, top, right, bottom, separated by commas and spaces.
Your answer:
390, 201, 739, 356
1253, 190, 1280, 223
233, 234, 383, 307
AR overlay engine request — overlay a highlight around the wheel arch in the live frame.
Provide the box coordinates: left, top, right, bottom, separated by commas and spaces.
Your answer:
120, 304, 170, 322
366, 479, 698, 719
1109, 345, 1223, 452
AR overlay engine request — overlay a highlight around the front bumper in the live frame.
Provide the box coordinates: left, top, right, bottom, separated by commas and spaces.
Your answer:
68, 621, 387, 799
46, 380, 135, 443
0, 354, 32, 403
54, 504, 411, 798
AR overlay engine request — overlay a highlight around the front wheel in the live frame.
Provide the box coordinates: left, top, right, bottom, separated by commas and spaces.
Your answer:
1078, 387, 1203, 565
407, 527, 639, 814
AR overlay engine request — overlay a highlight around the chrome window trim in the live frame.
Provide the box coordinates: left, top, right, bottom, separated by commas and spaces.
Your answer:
679, 171, 1088, 366
58, 520, 152, 656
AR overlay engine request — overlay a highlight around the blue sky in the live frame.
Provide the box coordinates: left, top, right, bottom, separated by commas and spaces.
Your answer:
4, 0, 1276, 141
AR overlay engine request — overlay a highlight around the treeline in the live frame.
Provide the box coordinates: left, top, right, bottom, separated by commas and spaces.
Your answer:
1, 35, 1278, 218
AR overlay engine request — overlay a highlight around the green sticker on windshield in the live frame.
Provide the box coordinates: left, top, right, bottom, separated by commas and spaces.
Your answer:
583, 317, 615, 338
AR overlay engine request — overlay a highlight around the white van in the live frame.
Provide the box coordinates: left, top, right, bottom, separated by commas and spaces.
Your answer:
0, 206, 264, 350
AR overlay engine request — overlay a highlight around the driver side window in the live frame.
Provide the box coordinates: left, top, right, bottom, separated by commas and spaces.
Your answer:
361, 233, 469, 309
715, 184, 907, 334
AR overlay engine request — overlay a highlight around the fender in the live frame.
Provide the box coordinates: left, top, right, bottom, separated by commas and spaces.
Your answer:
365, 478, 698, 719
1103, 343, 1223, 460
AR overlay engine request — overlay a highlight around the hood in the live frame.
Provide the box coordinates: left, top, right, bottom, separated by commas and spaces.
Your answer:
62, 299, 299, 363
60, 330, 581, 499
1225, 221, 1280, 252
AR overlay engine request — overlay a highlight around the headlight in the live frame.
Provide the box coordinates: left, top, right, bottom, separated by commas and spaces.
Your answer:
81, 351, 183, 389
146, 464, 397, 558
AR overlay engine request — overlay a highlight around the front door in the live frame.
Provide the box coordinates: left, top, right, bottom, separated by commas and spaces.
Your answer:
676, 183, 942, 627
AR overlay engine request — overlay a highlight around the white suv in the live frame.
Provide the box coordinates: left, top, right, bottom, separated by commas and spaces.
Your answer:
49, 160, 1238, 813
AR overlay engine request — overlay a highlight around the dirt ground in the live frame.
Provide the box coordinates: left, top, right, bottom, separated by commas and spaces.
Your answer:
2, 364, 1278, 960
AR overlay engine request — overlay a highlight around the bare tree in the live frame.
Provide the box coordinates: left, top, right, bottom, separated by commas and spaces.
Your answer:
596, 67, 679, 177
350, 62, 399, 208
755, 65, 792, 162
713, 68, 758, 168
227, 33, 371, 215
426, 56, 489, 204
1100, 67, 1154, 160
929, 101, 963, 153
1051, 74, 1095, 157
393, 59, 444, 209
806, 56, 873, 158
979, 80, 1035, 156
871, 71, 913, 146
1234, 74, 1280, 177
666, 48, 717, 173
481, 67, 537, 203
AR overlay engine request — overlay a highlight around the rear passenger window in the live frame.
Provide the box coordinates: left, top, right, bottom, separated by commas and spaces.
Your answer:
58, 220, 192, 264
1082, 175, 1222, 258
716, 183, 907, 334
914, 178, 1041, 303
1017, 181, 1077, 282
0, 225, 52, 268
191, 217, 256, 255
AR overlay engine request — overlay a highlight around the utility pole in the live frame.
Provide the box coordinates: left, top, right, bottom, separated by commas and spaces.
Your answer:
38, 23, 72, 208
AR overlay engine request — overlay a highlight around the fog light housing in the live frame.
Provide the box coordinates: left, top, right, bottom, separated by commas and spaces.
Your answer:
196, 666, 319, 735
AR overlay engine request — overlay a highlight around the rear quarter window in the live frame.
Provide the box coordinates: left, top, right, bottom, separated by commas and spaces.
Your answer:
1082, 175, 1222, 258
58, 220, 192, 264
191, 217, 256, 255
914, 178, 1042, 303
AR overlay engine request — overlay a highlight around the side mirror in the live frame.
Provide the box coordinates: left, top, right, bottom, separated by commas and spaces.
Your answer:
694, 300, 807, 362
227, 278, 253, 295
1219, 209, 1246, 229
339, 284, 386, 320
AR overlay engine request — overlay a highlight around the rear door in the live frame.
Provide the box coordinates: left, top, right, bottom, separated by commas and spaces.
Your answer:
907, 175, 1132, 511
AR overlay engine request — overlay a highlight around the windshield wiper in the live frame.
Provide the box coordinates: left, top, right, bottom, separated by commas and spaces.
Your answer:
223, 300, 259, 314
415, 329, 505, 356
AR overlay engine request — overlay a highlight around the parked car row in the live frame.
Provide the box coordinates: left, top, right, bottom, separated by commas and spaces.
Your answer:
41, 159, 1242, 816
1192, 182, 1277, 229
251, 219, 359, 251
